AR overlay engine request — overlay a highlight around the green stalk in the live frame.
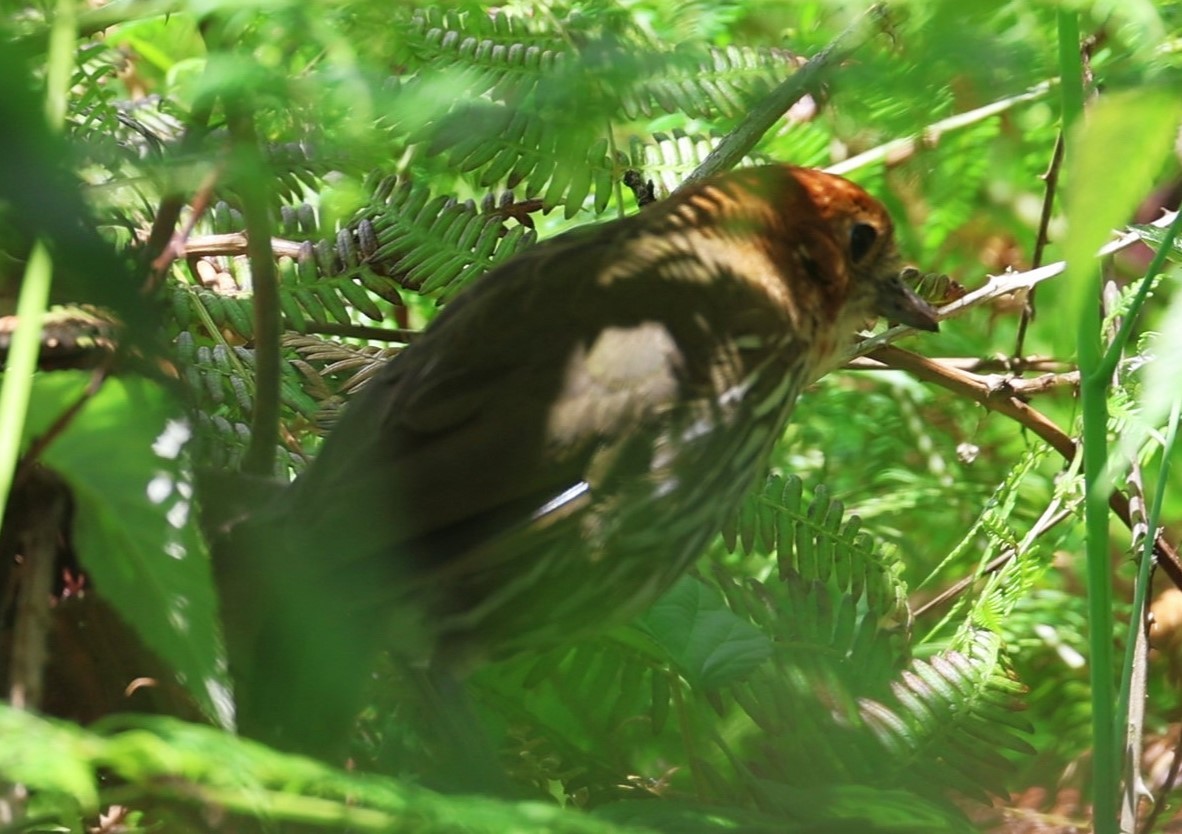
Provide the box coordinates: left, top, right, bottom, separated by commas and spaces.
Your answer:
0, 246, 54, 520
0, 0, 75, 526
227, 109, 281, 478
1055, 9, 1117, 831
1117, 395, 1180, 820
1112, 213, 1182, 831
1079, 288, 1117, 834
1057, 11, 1084, 131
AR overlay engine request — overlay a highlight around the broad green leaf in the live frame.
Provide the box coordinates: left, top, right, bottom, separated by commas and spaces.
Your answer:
638, 576, 771, 690
25, 372, 231, 725
1059, 90, 1182, 358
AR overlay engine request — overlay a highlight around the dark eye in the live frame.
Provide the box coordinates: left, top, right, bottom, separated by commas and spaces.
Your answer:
849, 222, 878, 263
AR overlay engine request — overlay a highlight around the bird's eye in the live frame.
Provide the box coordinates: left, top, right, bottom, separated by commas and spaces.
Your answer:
849, 222, 878, 263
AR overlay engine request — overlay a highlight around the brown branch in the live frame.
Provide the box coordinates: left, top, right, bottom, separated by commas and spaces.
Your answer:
8, 469, 70, 713
869, 343, 1182, 590
141, 99, 214, 282
174, 232, 307, 260
851, 354, 1079, 396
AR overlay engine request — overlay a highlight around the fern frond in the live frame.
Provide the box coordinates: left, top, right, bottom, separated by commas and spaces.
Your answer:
284, 332, 400, 419
421, 107, 615, 217
620, 130, 774, 196
914, 119, 1003, 257
623, 45, 799, 120
363, 176, 537, 299
174, 331, 321, 421
914, 446, 1053, 642
172, 178, 532, 347
861, 629, 1033, 799
724, 473, 911, 633
397, 8, 569, 101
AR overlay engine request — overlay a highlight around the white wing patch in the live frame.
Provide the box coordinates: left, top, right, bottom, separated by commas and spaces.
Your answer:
546, 322, 682, 447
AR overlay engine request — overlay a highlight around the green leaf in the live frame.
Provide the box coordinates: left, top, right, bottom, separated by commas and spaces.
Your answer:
1139, 268, 1182, 435
1131, 224, 1182, 263
1060, 90, 1182, 358
637, 576, 772, 690
26, 372, 231, 725
1, 706, 662, 833
0, 706, 101, 809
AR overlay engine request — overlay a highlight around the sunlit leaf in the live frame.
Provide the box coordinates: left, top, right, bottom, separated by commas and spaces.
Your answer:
26, 372, 231, 726
638, 576, 772, 689
1060, 90, 1182, 358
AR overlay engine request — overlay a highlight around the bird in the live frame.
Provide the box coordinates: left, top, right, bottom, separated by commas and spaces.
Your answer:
214, 163, 939, 757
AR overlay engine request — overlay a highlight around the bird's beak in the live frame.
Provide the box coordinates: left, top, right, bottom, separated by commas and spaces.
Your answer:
876, 275, 940, 332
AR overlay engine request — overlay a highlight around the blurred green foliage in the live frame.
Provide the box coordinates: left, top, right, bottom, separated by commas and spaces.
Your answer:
2, 0, 1182, 831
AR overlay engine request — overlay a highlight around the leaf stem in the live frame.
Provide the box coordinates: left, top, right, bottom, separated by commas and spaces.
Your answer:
226, 108, 282, 477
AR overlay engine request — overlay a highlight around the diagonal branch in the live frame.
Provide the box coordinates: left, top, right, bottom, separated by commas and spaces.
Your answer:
827, 81, 1054, 177
678, 4, 889, 190
869, 344, 1182, 590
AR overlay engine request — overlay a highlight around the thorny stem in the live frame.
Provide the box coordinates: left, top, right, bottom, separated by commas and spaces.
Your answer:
1014, 133, 1064, 357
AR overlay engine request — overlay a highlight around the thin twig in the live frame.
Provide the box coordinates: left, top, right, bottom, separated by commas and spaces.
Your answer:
827, 81, 1054, 176
847, 354, 1069, 374
76, 0, 185, 37
678, 4, 889, 190
913, 505, 1074, 618
1014, 132, 1065, 357
1126, 390, 1182, 832
13, 366, 108, 489
844, 209, 1180, 364
1119, 452, 1153, 834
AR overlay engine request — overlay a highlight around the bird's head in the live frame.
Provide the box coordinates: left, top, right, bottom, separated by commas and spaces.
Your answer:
774, 166, 940, 335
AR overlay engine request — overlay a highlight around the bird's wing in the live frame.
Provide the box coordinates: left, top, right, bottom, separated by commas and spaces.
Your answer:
287, 217, 782, 567
286, 225, 649, 534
